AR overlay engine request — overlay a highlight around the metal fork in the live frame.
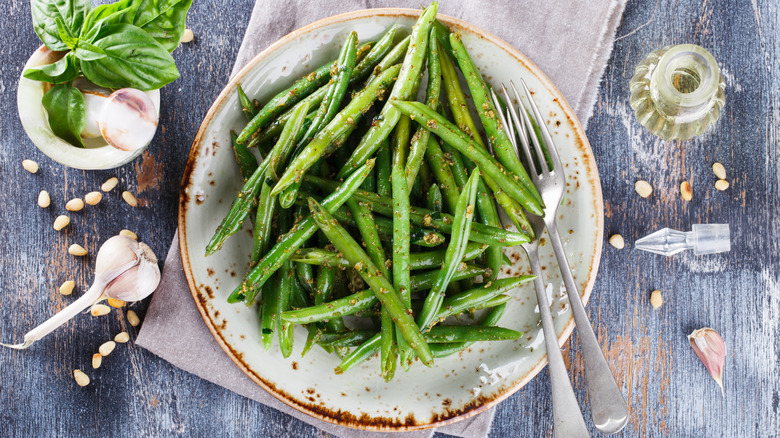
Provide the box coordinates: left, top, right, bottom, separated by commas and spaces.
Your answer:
492, 80, 629, 435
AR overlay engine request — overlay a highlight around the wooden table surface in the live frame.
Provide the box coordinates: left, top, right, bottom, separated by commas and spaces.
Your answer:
1, 0, 778, 436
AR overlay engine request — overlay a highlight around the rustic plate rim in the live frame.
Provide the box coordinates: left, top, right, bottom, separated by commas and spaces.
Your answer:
178, 7, 604, 432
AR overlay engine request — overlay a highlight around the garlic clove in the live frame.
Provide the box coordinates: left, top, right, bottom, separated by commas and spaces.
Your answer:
688, 327, 726, 395
98, 88, 158, 152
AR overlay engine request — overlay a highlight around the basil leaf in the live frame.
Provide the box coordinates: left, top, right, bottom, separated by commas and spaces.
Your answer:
80, 24, 179, 91
132, 0, 193, 52
23, 52, 80, 84
55, 17, 79, 50
31, 0, 91, 51
42, 84, 86, 148
80, 0, 137, 43
74, 41, 107, 61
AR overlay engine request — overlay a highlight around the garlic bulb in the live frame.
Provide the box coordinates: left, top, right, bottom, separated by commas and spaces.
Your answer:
98, 88, 159, 152
0, 234, 161, 350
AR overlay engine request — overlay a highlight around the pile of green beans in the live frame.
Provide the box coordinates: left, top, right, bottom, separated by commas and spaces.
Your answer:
206, 2, 539, 380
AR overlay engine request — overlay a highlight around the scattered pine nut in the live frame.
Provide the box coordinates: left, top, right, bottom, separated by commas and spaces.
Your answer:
85, 191, 102, 205
38, 190, 51, 208
181, 28, 194, 43
66, 198, 85, 211
69, 244, 88, 256
634, 180, 653, 198
119, 229, 138, 240
92, 353, 102, 369
122, 191, 138, 207
59, 280, 75, 296
107, 298, 126, 308
609, 234, 625, 249
90, 304, 111, 316
680, 181, 693, 201
126, 310, 141, 327
101, 177, 119, 192
53, 215, 70, 231
22, 159, 39, 174
73, 369, 90, 386
114, 332, 130, 343
715, 179, 730, 191
650, 290, 663, 309
98, 341, 116, 356
712, 162, 727, 180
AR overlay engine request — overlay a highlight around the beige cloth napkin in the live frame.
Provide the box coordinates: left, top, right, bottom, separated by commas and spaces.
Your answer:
137, 1, 627, 436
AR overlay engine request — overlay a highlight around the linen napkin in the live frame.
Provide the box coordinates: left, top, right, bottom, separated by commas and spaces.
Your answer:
137, 1, 627, 436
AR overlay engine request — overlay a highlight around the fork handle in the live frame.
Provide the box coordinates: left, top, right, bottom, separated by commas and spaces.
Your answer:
527, 246, 590, 438
546, 220, 630, 435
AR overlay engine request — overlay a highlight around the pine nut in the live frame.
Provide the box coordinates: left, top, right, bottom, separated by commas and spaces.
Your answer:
650, 290, 663, 309
92, 353, 102, 369
59, 280, 75, 296
680, 181, 693, 201
98, 341, 116, 356
715, 179, 730, 191
126, 310, 141, 327
69, 244, 88, 256
609, 234, 625, 249
85, 191, 102, 205
38, 190, 51, 208
181, 28, 194, 43
91, 304, 111, 316
634, 180, 653, 198
53, 215, 70, 231
119, 229, 138, 240
712, 162, 726, 180
66, 198, 85, 211
107, 298, 126, 308
122, 191, 138, 207
73, 369, 90, 386
22, 159, 39, 174
114, 332, 130, 343
101, 177, 119, 192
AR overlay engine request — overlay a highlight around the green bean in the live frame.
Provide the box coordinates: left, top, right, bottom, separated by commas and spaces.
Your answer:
270, 64, 402, 197
423, 325, 521, 343
318, 330, 376, 348
449, 34, 542, 206
299, 32, 358, 146
249, 90, 324, 147
278, 258, 295, 358
434, 276, 532, 322
290, 269, 311, 309
375, 139, 392, 197
424, 137, 460, 212
335, 333, 381, 375
427, 183, 443, 213
337, 3, 438, 178
307, 198, 433, 366
229, 159, 375, 304
260, 272, 280, 350
303, 175, 530, 246
237, 84, 257, 120
230, 130, 258, 181
205, 158, 271, 256
392, 121, 414, 370
418, 169, 480, 331
430, 303, 507, 358
236, 61, 332, 144
405, 30, 442, 187
364, 35, 411, 87
291, 242, 486, 271
391, 100, 544, 216
351, 26, 398, 85
295, 261, 316, 295
439, 48, 485, 147
265, 100, 311, 180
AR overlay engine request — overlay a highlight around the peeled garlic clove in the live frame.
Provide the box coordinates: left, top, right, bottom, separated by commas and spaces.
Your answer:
81, 91, 110, 139
99, 88, 159, 152
688, 327, 726, 395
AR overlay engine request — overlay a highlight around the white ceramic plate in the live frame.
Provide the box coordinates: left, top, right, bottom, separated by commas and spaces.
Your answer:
179, 9, 603, 431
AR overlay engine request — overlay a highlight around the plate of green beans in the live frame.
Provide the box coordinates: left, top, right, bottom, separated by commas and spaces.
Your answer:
179, 3, 603, 431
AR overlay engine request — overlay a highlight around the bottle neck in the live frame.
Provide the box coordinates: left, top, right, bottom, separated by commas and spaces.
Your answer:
649, 44, 721, 123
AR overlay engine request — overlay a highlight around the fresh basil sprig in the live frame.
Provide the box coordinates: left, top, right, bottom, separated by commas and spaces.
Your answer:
31, 0, 91, 52
41, 84, 87, 148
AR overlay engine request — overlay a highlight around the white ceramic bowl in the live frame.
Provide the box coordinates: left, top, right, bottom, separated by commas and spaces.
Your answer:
17, 46, 160, 170
180, 9, 603, 431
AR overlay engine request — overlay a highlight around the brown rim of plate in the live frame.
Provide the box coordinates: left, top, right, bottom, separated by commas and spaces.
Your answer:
178, 8, 604, 432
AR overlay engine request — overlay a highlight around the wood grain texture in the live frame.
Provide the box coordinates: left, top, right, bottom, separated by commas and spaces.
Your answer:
0, 0, 778, 437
